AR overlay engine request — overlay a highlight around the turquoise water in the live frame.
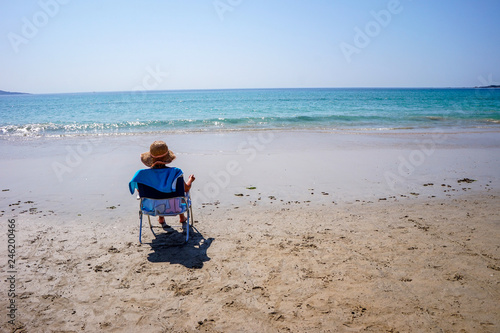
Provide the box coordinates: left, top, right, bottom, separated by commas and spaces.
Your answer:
1, 88, 499, 137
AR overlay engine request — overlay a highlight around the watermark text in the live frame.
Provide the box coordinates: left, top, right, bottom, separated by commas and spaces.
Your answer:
8, 0, 70, 53
6, 219, 17, 325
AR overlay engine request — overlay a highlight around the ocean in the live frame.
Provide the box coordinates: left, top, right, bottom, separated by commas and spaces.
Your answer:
1, 88, 499, 138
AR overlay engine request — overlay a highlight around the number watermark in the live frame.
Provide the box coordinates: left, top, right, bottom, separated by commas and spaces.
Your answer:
6, 219, 17, 325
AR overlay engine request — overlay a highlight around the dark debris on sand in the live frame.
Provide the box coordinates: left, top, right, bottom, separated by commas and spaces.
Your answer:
457, 178, 476, 183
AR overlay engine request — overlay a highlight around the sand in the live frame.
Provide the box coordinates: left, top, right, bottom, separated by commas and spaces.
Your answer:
1, 130, 500, 332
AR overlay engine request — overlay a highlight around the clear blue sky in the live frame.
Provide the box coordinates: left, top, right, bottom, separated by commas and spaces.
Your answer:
1, 0, 500, 94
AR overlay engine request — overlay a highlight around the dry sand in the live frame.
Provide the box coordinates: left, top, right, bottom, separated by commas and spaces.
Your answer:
1, 130, 499, 332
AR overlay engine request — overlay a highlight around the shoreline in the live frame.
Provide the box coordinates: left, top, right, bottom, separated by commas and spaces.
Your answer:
2, 125, 500, 141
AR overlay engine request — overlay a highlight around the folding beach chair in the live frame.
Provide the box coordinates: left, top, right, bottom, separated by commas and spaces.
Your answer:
129, 167, 194, 244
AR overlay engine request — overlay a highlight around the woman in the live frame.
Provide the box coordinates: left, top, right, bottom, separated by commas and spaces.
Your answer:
140, 140, 195, 229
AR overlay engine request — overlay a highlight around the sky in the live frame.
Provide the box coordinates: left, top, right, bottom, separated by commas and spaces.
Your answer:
1, 0, 500, 94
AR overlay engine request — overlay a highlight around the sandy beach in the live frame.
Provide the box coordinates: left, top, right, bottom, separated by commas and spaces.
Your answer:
3, 0, 500, 331
1, 130, 500, 332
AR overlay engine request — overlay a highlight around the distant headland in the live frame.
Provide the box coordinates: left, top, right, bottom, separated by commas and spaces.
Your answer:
0, 90, 29, 95
475, 85, 500, 89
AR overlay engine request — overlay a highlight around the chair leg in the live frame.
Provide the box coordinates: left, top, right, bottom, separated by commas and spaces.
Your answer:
147, 215, 153, 230
139, 212, 158, 244
189, 205, 194, 227
185, 202, 190, 243
187, 194, 194, 226
139, 211, 143, 244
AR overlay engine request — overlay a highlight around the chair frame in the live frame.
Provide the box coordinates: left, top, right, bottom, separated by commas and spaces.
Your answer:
136, 178, 194, 244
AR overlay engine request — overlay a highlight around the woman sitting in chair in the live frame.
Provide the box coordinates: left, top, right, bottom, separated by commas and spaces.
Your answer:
140, 141, 195, 229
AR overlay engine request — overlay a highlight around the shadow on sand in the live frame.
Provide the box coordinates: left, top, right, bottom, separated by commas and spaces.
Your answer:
146, 225, 214, 268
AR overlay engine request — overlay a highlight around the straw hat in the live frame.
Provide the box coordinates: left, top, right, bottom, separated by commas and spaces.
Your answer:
140, 141, 176, 167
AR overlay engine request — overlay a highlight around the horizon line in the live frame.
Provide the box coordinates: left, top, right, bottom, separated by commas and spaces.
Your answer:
3, 86, 496, 96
